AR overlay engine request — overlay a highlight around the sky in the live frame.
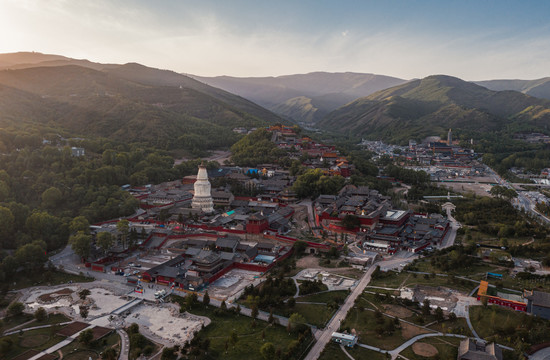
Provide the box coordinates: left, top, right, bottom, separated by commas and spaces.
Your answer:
1, 0, 549, 80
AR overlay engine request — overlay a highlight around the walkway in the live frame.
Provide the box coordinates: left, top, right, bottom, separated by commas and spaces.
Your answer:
530, 347, 550, 360
27, 324, 95, 360
3, 321, 73, 336
303, 261, 379, 360
117, 329, 129, 360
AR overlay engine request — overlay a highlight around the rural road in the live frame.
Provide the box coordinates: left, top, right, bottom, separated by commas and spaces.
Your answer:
303, 257, 407, 360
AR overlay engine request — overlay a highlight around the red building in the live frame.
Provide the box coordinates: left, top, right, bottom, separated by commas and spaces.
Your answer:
246, 213, 269, 234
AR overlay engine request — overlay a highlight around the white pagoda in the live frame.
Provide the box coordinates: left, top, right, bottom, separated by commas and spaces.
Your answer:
191, 164, 214, 213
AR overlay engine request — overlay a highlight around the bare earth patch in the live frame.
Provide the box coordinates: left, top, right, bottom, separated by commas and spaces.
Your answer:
400, 322, 431, 340
296, 255, 319, 268
38, 288, 74, 303
412, 342, 439, 357
382, 304, 413, 318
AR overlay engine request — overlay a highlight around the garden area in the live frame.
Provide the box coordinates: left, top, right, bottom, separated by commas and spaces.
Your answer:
59, 331, 120, 360
469, 305, 550, 351
0, 324, 67, 359
318, 342, 387, 360
172, 296, 313, 360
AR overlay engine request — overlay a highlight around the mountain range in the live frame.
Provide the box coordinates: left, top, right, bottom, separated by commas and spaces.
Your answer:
192, 72, 407, 123
1, 52, 550, 149
0, 52, 283, 153
319, 75, 550, 144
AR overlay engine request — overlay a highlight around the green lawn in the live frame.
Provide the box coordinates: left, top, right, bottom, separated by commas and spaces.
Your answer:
0, 314, 34, 334
274, 303, 335, 328
0, 324, 66, 359
342, 296, 423, 350
10, 270, 93, 290
399, 336, 460, 359
1, 312, 71, 334
59, 331, 120, 360
184, 303, 313, 360
469, 305, 550, 348
428, 317, 472, 337
369, 270, 476, 294
319, 342, 388, 360
296, 290, 348, 304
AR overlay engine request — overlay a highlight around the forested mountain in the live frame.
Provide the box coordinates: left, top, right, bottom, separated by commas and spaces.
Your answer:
319, 75, 550, 144
192, 72, 407, 123
475, 77, 550, 101
0, 52, 284, 154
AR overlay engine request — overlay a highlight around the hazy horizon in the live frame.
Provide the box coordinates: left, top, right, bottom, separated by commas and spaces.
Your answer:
1, 0, 549, 80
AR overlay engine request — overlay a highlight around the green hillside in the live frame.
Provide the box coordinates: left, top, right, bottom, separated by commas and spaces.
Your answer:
193, 71, 407, 123
0, 60, 284, 154
476, 77, 550, 101
319, 75, 550, 144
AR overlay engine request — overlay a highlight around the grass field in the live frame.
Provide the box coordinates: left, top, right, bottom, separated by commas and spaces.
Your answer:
186, 304, 313, 360
469, 305, 550, 348
319, 342, 388, 360
369, 270, 476, 294
275, 303, 335, 328
59, 331, 120, 360
296, 290, 348, 304
10, 270, 93, 290
342, 294, 425, 350
0, 324, 66, 359
0, 314, 34, 334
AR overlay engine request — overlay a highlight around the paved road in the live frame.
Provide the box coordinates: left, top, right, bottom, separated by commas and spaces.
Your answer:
117, 329, 130, 360
303, 263, 379, 360
530, 346, 550, 360
303, 257, 408, 360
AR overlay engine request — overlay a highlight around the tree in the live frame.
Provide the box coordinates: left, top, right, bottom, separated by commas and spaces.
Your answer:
41, 187, 63, 209
289, 313, 306, 330
251, 304, 259, 319
78, 329, 93, 345
203, 291, 210, 306
268, 309, 274, 324
70, 216, 90, 234
117, 219, 130, 249
34, 307, 47, 322
15, 241, 48, 272
435, 306, 444, 322
293, 241, 307, 256
260, 342, 276, 360
7, 302, 24, 317
230, 330, 238, 347
0, 206, 14, 248
341, 214, 360, 229
422, 299, 431, 316
287, 298, 296, 307
79, 305, 89, 319
96, 232, 114, 254
79, 289, 91, 300
70, 232, 92, 259
220, 300, 227, 311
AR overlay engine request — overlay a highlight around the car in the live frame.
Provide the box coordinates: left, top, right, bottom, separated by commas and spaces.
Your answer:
134, 264, 141, 268
128, 262, 135, 266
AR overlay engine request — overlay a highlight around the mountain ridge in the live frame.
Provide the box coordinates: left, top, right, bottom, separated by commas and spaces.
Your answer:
319, 75, 550, 144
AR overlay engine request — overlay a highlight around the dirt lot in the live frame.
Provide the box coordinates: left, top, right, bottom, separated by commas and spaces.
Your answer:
296, 255, 364, 279
400, 322, 431, 340
38, 288, 74, 302
382, 304, 413, 318
436, 181, 493, 197
412, 342, 439, 357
